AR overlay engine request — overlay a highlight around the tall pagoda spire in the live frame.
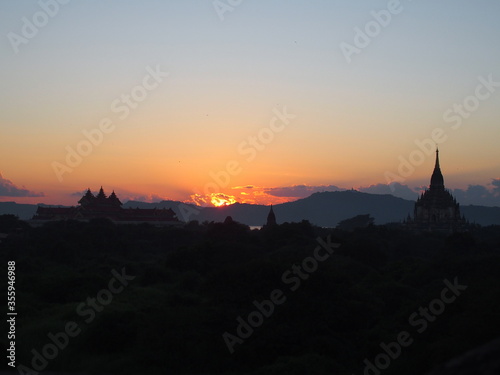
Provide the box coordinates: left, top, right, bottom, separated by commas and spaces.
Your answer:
266, 205, 277, 226
407, 146, 467, 232
430, 147, 444, 190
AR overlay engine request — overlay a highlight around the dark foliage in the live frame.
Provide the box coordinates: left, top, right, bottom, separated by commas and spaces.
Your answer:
1, 215, 499, 374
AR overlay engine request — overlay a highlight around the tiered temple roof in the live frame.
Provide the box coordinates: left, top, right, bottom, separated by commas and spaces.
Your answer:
33, 188, 179, 224
405, 149, 467, 232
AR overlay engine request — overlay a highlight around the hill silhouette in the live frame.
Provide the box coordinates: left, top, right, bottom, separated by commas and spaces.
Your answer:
126, 191, 500, 227
2, 191, 500, 226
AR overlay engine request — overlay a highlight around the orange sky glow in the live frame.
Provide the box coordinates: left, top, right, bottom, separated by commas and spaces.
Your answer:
1, 2, 499, 208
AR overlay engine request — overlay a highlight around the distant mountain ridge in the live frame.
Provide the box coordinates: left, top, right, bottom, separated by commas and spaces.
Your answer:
0, 202, 48, 221
1, 191, 499, 226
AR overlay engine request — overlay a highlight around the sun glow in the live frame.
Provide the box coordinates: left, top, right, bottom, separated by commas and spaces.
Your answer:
210, 193, 237, 207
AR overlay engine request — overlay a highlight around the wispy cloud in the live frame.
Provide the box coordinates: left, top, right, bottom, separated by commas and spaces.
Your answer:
70, 190, 88, 197
452, 180, 500, 206
255, 180, 500, 207
71, 180, 500, 208
264, 184, 343, 198
492, 179, 500, 194
0, 173, 44, 197
358, 183, 418, 201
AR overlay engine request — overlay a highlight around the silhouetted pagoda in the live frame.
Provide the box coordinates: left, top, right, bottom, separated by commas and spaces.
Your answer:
405, 149, 467, 232
264, 205, 277, 227
33, 187, 179, 224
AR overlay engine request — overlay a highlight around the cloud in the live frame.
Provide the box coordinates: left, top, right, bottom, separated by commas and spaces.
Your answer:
264, 184, 343, 198
124, 193, 164, 203
359, 180, 500, 206
70, 190, 87, 197
229, 180, 500, 207
491, 178, 500, 194
186, 193, 237, 207
414, 185, 428, 193
359, 183, 418, 201
187, 194, 210, 206
0, 173, 44, 197
71, 179, 500, 208
452, 181, 500, 207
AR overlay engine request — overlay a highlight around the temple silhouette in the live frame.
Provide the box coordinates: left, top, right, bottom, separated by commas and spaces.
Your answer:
405, 148, 467, 232
264, 205, 277, 227
33, 187, 179, 224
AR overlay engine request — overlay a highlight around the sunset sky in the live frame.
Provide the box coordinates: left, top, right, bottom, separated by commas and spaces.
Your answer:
1, 0, 499, 207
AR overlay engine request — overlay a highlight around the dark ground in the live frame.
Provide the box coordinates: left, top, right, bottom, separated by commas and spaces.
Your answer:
1, 214, 500, 375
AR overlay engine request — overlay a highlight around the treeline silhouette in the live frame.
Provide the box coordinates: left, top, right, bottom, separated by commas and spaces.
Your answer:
1, 214, 500, 374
